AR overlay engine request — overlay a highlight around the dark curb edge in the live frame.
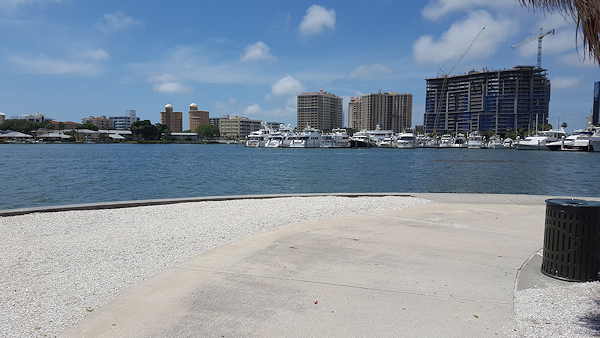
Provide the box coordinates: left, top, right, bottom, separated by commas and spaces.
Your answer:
0, 193, 413, 217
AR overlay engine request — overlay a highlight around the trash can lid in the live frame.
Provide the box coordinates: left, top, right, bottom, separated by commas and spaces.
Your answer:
546, 199, 600, 208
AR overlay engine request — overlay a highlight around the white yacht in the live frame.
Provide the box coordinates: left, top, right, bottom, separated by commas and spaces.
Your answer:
379, 135, 396, 148
328, 128, 350, 148
245, 123, 272, 147
503, 138, 514, 149
486, 135, 504, 149
367, 126, 395, 147
244, 131, 264, 147
514, 129, 567, 150
350, 130, 377, 148
278, 124, 296, 148
452, 133, 467, 148
547, 129, 594, 151
467, 131, 484, 149
438, 134, 453, 148
395, 132, 417, 149
264, 131, 284, 148
590, 127, 600, 152
289, 126, 322, 148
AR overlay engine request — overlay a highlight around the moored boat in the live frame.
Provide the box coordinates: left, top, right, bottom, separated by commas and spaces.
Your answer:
547, 129, 593, 151
289, 126, 322, 148
396, 132, 417, 149
467, 131, 483, 149
514, 129, 567, 150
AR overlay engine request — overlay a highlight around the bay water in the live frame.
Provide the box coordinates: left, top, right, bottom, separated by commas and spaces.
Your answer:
0, 143, 598, 210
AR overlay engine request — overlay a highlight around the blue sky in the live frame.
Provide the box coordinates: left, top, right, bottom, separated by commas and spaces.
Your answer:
0, 0, 598, 132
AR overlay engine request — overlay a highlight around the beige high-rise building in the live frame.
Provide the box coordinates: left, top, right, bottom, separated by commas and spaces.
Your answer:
348, 96, 361, 130
188, 103, 209, 131
351, 91, 412, 133
219, 116, 261, 138
82, 115, 114, 129
297, 89, 343, 130
160, 104, 182, 132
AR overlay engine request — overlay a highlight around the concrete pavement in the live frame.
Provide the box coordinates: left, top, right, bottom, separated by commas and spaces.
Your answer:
58, 194, 599, 337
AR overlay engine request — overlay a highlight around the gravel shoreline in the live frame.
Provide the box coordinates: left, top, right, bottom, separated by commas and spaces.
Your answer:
1, 196, 430, 338
3, 195, 599, 337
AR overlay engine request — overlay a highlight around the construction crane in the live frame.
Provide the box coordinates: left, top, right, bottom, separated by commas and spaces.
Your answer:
432, 27, 485, 136
511, 28, 555, 69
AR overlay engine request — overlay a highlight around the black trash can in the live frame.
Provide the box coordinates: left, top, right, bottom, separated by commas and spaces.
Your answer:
541, 199, 600, 282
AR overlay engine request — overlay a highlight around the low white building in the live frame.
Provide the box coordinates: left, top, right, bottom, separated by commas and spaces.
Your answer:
109, 110, 140, 130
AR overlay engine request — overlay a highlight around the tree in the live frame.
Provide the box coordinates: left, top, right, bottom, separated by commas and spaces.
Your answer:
130, 120, 171, 140
519, 0, 600, 63
131, 120, 157, 140
561, 122, 568, 129
195, 124, 220, 139
505, 128, 517, 140
155, 123, 172, 140
0, 119, 40, 133
481, 129, 494, 141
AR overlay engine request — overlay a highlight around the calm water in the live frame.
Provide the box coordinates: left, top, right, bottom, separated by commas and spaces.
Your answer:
0, 143, 598, 210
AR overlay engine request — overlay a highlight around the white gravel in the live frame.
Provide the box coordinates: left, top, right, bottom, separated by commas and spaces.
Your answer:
3, 195, 599, 338
0, 196, 430, 338
513, 282, 600, 337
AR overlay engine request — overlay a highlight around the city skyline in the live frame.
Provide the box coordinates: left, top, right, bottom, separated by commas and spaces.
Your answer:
0, 1, 598, 132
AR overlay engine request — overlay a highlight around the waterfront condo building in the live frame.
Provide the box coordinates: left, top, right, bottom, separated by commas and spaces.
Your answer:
348, 97, 361, 130
109, 110, 140, 130
161, 104, 183, 132
349, 90, 413, 133
424, 66, 551, 135
593, 81, 599, 126
188, 103, 209, 131
82, 115, 113, 129
297, 89, 343, 130
0, 113, 5, 124
219, 115, 261, 138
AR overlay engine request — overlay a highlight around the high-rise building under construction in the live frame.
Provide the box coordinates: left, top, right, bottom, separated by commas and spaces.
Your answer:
423, 66, 551, 135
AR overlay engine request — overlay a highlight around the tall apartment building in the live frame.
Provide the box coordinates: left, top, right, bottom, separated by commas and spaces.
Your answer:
593, 81, 599, 126
160, 104, 183, 132
297, 89, 343, 130
219, 116, 261, 138
0, 113, 5, 124
210, 116, 225, 127
349, 91, 412, 133
188, 103, 209, 131
348, 97, 361, 130
82, 115, 113, 129
424, 66, 551, 134
109, 110, 140, 130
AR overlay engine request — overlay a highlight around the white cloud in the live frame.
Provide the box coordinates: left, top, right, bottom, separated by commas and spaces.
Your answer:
299, 5, 336, 36
551, 76, 583, 90
148, 73, 191, 94
240, 41, 276, 62
413, 10, 518, 66
80, 49, 110, 60
557, 52, 599, 68
421, 0, 519, 21
348, 64, 393, 80
268, 75, 306, 99
95, 10, 143, 33
10, 54, 104, 76
245, 103, 262, 115
244, 103, 296, 118
0, 0, 69, 11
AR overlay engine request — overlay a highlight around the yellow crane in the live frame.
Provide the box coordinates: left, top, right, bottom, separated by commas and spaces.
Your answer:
511, 28, 555, 69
